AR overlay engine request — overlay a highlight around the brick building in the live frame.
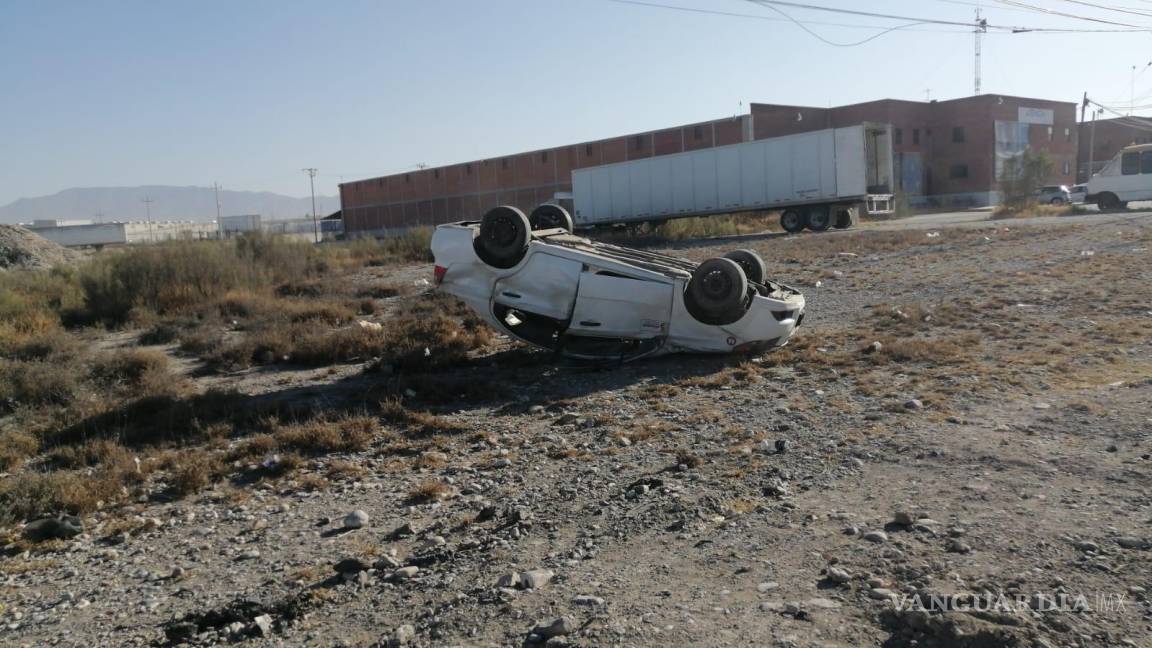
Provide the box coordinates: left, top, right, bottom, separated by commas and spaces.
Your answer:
341, 94, 1078, 234
1077, 116, 1152, 181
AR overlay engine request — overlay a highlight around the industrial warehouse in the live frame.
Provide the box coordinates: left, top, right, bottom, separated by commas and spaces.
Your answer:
339, 93, 1080, 235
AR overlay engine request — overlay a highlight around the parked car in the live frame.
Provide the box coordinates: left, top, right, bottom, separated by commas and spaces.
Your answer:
1086, 143, 1152, 209
1033, 185, 1072, 205
431, 205, 805, 362
1068, 184, 1088, 204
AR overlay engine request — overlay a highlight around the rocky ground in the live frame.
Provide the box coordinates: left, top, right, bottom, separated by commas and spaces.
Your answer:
2, 214, 1151, 648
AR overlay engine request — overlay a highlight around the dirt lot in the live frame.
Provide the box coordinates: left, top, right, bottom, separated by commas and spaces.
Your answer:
2, 214, 1151, 648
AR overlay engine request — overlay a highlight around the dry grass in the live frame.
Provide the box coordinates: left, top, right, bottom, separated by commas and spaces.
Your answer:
405, 479, 452, 504
379, 399, 468, 438
272, 416, 377, 455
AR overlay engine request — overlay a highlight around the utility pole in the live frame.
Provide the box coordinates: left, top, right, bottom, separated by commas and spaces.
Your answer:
94, 212, 104, 224
1088, 107, 1100, 181
974, 9, 987, 96
213, 182, 222, 223
141, 196, 155, 242
302, 168, 319, 244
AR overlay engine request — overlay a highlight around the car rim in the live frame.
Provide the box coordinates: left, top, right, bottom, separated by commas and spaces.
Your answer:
811, 212, 828, 227
784, 213, 800, 229
701, 269, 732, 300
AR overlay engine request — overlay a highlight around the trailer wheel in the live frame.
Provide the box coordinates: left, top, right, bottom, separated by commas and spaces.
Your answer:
834, 208, 854, 229
780, 210, 805, 233
528, 203, 573, 233
806, 206, 832, 232
474, 206, 530, 269
685, 258, 749, 325
722, 249, 766, 284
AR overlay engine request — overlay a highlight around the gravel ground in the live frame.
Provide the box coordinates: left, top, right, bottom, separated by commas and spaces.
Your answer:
3, 214, 1151, 648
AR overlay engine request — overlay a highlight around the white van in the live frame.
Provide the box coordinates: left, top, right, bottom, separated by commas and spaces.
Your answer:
1086, 143, 1152, 209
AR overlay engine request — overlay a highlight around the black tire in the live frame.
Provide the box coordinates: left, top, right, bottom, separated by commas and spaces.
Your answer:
834, 208, 854, 229
780, 210, 805, 233
528, 203, 573, 233
722, 249, 766, 285
474, 206, 530, 269
1097, 193, 1121, 210
685, 258, 749, 325
806, 206, 832, 232
1049, 197, 1065, 205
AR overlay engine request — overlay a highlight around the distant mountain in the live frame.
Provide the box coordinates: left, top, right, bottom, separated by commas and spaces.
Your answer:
0, 186, 340, 224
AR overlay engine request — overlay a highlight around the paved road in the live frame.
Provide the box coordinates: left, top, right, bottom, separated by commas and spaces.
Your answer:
866, 202, 1152, 232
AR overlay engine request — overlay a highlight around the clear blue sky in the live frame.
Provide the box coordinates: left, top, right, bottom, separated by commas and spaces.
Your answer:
1, 0, 1148, 205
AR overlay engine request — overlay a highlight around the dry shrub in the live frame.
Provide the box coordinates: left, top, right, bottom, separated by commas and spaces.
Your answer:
272, 416, 376, 455
356, 285, 402, 299
405, 479, 451, 504
380, 399, 467, 438
0, 468, 125, 523
90, 349, 174, 388
0, 360, 79, 411
0, 430, 40, 471
169, 451, 227, 496
874, 335, 977, 364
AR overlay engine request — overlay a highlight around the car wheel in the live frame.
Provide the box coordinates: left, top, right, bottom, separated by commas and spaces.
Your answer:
1049, 197, 1065, 205
685, 258, 749, 325
780, 210, 805, 233
722, 249, 766, 284
806, 206, 832, 232
1097, 193, 1120, 210
474, 206, 530, 269
528, 203, 573, 233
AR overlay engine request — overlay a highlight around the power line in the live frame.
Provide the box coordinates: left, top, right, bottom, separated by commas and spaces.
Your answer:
608, 0, 970, 32
993, 0, 1144, 27
1053, 0, 1152, 17
746, 1, 934, 46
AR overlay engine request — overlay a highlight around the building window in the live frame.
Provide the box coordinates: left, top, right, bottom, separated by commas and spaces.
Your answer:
376, 179, 383, 188
501, 159, 509, 170
433, 169, 439, 179
465, 164, 472, 175
1047, 126, 1054, 141
952, 127, 965, 143
912, 129, 920, 145
539, 151, 548, 163
694, 125, 703, 140
633, 135, 644, 148
1065, 127, 1072, 142
1062, 161, 1070, 175
949, 163, 969, 179
404, 174, 410, 184
1142, 150, 1152, 174
894, 128, 902, 145
585, 144, 594, 156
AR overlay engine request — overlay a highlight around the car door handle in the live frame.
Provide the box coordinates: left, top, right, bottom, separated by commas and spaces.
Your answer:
500, 291, 522, 299
578, 320, 601, 327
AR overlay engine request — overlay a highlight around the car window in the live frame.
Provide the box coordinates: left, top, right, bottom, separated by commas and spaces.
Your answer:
1142, 151, 1152, 174
1122, 152, 1140, 175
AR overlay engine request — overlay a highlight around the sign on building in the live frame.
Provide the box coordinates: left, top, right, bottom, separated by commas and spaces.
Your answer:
1017, 107, 1054, 125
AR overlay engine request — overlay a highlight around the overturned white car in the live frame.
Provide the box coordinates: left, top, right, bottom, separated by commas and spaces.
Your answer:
430, 205, 805, 362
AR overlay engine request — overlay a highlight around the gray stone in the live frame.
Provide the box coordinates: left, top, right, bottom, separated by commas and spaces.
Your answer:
892, 511, 917, 526
804, 597, 841, 609
334, 558, 369, 575
757, 582, 780, 593
946, 539, 972, 554
496, 572, 521, 588
1116, 537, 1149, 550
343, 510, 370, 529
388, 624, 416, 647
392, 566, 419, 580
868, 588, 896, 601
253, 614, 273, 638
904, 399, 924, 411
1074, 540, 1100, 553
532, 616, 574, 639
826, 567, 852, 584
519, 568, 554, 589
862, 530, 888, 543
572, 595, 605, 606
23, 516, 84, 542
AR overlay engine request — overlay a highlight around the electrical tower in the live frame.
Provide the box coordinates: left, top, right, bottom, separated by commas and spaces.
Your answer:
974, 9, 987, 95
141, 196, 155, 242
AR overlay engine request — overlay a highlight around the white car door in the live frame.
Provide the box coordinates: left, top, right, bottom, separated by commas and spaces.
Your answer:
567, 271, 673, 338
492, 251, 582, 321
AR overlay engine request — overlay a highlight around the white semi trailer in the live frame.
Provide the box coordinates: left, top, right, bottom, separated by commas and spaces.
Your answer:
571, 123, 894, 233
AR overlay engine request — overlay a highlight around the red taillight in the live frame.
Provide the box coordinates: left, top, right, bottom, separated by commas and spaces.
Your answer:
433, 265, 447, 285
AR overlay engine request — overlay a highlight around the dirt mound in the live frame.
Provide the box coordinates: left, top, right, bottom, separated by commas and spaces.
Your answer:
0, 224, 75, 270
